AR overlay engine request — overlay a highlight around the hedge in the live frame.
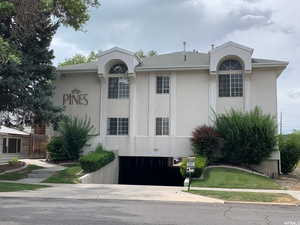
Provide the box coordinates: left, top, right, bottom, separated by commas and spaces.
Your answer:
79, 145, 115, 173
214, 107, 277, 165
180, 156, 207, 178
191, 125, 223, 163
279, 132, 300, 174
47, 136, 69, 162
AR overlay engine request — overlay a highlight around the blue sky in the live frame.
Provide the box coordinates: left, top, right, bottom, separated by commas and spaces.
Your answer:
51, 0, 300, 133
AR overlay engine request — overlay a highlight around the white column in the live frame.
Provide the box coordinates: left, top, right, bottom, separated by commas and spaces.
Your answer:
129, 76, 136, 154
208, 74, 217, 125
244, 74, 251, 111
170, 72, 177, 136
99, 76, 107, 145
169, 72, 177, 156
129, 76, 136, 137
148, 73, 156, 136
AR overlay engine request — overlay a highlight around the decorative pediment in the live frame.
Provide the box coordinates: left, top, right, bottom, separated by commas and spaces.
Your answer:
97, 47, 140, 77
209, 41, 254, 74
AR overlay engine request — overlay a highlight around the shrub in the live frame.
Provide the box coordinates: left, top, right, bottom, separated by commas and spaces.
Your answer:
8, 157, 19, 166
180, 156, 207, 178
57, 116, 94, 161
79, 145, 115, 173
279, 132, 300, 174
214, 107, 277, 165
191, 125, 223, 163
47, 136, 68, 161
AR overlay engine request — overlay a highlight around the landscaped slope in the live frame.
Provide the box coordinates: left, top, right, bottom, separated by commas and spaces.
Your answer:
0, 165, 44, 181
192, 167, 282, 189
42, 163, 83, 184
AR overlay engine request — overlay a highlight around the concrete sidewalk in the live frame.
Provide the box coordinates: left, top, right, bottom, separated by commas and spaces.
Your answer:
19, 159, 65, 183
0, 183, 223, 203
190, 186, 300, 201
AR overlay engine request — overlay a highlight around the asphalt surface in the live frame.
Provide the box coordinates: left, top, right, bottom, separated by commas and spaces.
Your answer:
0, 197, 300, 225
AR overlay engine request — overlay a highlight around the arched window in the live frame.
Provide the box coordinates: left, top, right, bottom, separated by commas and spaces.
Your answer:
108, 63, 129, 99
218, 59, 243, 97
219, 59, 242, 71
109, 63, 128, 74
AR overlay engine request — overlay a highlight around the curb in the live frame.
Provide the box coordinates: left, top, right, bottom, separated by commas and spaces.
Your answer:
0, 163, 28, 175
224, 200, 300, 207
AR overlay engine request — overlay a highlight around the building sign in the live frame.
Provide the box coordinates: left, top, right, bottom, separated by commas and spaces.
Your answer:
63, 89, 88, 105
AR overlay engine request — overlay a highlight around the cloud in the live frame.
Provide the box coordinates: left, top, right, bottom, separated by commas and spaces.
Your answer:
288, 90, 300, 100
52, 0, 300, 133
50, 37, 89, 65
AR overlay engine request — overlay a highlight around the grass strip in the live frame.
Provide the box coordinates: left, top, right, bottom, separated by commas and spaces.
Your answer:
0, 182, 49, 192
188, 190, 297, 203
192, 167, 282, 189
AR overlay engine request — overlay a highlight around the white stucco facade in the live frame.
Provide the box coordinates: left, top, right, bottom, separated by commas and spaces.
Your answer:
54, 42, 288, 165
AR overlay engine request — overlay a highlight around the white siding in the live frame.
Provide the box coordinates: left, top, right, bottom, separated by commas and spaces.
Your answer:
250, 69, 277, 116
176, 71, 209, 136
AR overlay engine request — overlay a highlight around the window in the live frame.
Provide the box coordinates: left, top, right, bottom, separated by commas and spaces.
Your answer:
218, 59, 243, 97
2, 138, 21, 153
219, 59, 242, 71
156, 76, 170, 94
156, 118, 169, 136
109, 63, 128, 74
107, 118, 129, 135
108, 77, 129, 99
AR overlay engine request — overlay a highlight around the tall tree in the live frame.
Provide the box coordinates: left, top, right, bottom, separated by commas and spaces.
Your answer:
0, 0, 99, 126
59, 51, 101, 66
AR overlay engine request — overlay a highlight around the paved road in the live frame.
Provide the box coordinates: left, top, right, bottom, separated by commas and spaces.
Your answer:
0, 197, 300, 225
0, 184, 223, 203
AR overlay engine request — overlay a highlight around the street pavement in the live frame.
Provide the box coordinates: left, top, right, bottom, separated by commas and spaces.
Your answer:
0, 197, 299, 225
0, 184, 223, 203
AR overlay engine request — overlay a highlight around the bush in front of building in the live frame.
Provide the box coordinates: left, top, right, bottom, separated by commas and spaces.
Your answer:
47, 136, 69, 161
214, 107, 277, 166
180, 156, 207, 178
8, 157, 19, 166
79, 145, 115, 173
279, 132, 300, 174
58, 116, 94, 160
47, 116, 94, 161
191, 125, 223, 163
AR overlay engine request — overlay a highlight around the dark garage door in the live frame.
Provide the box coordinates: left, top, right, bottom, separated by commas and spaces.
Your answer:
118, 157, 184, 186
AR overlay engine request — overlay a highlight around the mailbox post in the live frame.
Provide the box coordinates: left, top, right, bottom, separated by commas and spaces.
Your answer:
186, 157, 195, 192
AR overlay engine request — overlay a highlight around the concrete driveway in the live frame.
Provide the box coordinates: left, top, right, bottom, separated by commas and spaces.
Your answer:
0, 183, 223, 203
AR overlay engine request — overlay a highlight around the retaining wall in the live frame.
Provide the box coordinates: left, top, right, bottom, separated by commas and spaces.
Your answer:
79, 157, 119, 184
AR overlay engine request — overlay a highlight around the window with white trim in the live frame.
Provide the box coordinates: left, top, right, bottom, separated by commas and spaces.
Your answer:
108, 77, 129, 99
107, 118, 129, 135
156, 117, 169, 136
218, 59, 243, 97
156, 76, 170, 94
2, 138, 21, 153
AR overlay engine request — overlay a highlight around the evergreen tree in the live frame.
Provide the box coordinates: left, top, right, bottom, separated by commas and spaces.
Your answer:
0, 0, 99, 126
0, 11, 62, 125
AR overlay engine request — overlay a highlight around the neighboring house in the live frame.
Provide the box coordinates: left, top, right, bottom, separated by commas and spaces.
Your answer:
0, 126, 48, 163
0, 126, 30, 163
55, 41, 288, 176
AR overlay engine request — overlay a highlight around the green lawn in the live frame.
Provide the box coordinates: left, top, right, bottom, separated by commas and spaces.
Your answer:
192, 167, 282, 189
0, 164, 44, 181
42, 163, 83, 184
188, 190, 297, 203
0, 182, 49, 192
